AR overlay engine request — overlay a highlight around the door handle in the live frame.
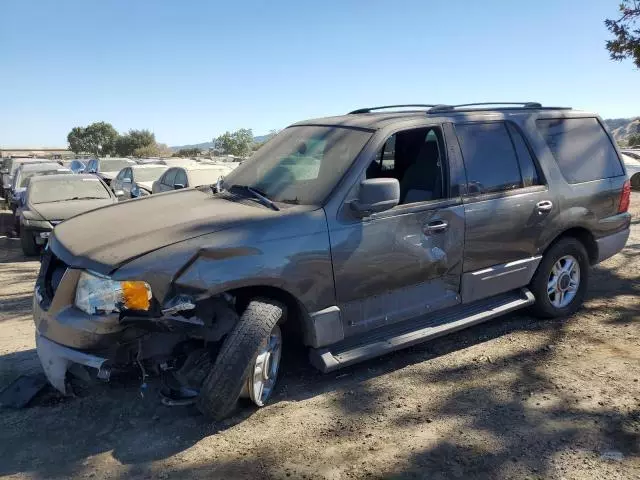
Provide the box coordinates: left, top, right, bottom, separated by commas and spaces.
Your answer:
423, 220, 449, 235
536, 200, 553, 212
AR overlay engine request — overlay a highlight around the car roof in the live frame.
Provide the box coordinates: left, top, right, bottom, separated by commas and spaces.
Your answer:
18, 162, 64, 171
290, 104, 596, 131
129, 164, 168, 170
181, 163, 234, 171
29, 173, 96, 183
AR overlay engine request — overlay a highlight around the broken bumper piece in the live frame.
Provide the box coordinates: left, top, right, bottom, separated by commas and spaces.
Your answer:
36, 333, 111, 394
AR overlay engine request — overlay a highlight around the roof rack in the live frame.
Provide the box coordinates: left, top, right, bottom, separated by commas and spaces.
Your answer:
427, 102, 571, 113
348, 104, 436, 114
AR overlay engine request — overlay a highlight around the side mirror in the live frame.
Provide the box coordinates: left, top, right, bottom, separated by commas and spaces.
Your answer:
350, 178, 400, 217
174, 183, 185, 190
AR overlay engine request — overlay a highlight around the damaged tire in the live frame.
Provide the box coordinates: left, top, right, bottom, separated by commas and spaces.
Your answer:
197, 299, 284, 421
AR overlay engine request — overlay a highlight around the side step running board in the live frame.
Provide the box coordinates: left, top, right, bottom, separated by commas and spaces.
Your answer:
309, 288, 535, 372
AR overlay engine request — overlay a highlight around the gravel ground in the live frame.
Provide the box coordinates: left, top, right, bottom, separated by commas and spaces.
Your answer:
0, 195, 638, 480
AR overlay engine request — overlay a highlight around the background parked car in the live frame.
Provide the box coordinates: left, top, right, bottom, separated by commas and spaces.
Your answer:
152, 163, 235, 193
18, 174, 117, 255
111, 164, 168, 200
622, 152, 640, 189
85, 158, 136, 186
9, 163, 72, 213
60, 158, 88, 173
1, 157, 51, 199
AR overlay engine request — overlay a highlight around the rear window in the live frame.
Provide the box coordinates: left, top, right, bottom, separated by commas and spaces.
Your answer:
536, 118, 624, 184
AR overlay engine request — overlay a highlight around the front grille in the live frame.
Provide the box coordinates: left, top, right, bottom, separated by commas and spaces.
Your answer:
36, 249, 68, 309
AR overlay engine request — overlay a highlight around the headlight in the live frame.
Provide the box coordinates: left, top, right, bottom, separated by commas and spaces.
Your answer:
21, 218, 51, 229
75, 271, 152, 315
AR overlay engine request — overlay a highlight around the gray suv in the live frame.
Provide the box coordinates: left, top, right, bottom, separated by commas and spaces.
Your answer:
33, 103, 631, 420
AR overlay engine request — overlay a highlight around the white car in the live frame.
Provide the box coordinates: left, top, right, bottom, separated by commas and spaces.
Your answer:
111, 164, 169, 200
621, 152, 640, 189
152, 163, 235, 194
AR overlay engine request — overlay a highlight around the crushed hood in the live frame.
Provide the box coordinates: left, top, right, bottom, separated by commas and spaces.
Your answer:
50, 189, 280, 273
31, 199, 115, 222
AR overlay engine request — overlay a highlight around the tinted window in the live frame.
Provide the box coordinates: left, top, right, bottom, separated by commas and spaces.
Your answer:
122, 168, 133, 181
536, 118, 624, 184
506, 123, 541, 187
456, 122, 522, 195
174, 169, 187, 186
163, 168, 177, 186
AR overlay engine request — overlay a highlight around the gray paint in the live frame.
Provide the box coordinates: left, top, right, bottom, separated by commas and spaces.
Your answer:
37, 106, 631, 373
596, 228, 630, 263
461, 256, 541, 303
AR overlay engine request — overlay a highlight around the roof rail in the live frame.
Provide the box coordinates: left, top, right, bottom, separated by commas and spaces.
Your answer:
427, 102, 571, 114
348, 104, 436, 114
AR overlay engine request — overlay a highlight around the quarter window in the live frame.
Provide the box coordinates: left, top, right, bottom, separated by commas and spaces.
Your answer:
536, 117, 624, 184
455, 122, 522, 195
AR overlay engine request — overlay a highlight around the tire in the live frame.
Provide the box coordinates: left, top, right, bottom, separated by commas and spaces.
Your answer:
20, 229, 39, 256
529, 237, 589, 318
197, 299, 284, 421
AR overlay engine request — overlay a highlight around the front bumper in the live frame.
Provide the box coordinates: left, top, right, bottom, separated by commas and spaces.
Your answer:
36, 333, 110, 394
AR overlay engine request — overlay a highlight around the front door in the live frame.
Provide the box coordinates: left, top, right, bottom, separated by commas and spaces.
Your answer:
329, 125, 465, 337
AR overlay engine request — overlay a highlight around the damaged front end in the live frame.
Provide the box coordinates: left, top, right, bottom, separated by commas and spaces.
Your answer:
33, 248, 240, 402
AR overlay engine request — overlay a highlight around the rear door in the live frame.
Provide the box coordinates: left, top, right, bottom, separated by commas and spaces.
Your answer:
330, 125, 465, 337
451, 121, 554, 302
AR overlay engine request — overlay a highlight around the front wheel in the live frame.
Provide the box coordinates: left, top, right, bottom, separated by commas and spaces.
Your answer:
529, 237, 589, 318
197, 299, 284, 421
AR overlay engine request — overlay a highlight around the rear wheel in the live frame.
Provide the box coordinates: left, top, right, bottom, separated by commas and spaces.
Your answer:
197, 299, 284, 421
530, 237, 589, 318
20, 229, 39, 256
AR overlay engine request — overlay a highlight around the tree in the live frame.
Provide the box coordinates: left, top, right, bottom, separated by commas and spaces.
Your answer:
628, 133, 640, 146
252, 129, 279, 151
214, 128, 254, 157
605, 1, 640, 68
66, 122, 118, 155
133, 142, 173, 158
115, 129, 156, 156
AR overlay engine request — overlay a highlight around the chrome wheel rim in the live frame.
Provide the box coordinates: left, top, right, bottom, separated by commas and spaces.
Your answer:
547, 255, 580, 308
247, 325, 282, 407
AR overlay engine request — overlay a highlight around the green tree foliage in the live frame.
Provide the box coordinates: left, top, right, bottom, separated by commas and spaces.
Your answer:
628, 133, 640, 146
115, 129, 156, 156
214, 128, 254, 157
66, 122, 118, 155
605, 1, 640, 68
173, 148, 202, 157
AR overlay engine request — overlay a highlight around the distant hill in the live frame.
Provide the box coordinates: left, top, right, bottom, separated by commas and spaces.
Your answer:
603, 117, 640, 146
171, 134, 269, 152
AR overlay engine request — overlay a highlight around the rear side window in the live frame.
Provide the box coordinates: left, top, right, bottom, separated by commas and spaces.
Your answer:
163, 168, 177, 186
536, 117, 624, 184
174, 169, 187, 186
455, 122, 522, 195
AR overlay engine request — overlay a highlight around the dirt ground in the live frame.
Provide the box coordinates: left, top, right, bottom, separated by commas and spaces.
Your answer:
0, 195, 639, 480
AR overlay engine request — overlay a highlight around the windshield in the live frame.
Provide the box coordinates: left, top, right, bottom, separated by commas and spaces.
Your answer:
134, 167, 168, 182
100, 159, 135, 172
30, 177, 111, 204
189, 167, 234, 186
221, 126, 372, 205
19, 168, 70, 187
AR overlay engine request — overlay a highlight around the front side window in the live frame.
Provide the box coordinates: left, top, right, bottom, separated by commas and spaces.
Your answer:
366, 126, 446, 205
174, 169, 187, 186
163, 168, 177, 186
222, 126, 373, 205
455, 122, 522, 195
536, 117, 624, 184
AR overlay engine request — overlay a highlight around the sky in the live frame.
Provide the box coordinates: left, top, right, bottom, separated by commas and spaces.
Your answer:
1, 0, 638, 147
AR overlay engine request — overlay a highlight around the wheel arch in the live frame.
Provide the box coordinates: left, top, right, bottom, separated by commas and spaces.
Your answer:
544, 227, 598, 265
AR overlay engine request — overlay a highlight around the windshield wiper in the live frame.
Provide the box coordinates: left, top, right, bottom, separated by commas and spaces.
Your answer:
230, 185, 280, 211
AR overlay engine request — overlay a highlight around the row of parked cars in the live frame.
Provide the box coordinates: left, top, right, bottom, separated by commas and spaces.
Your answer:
0, 155, 238, 255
